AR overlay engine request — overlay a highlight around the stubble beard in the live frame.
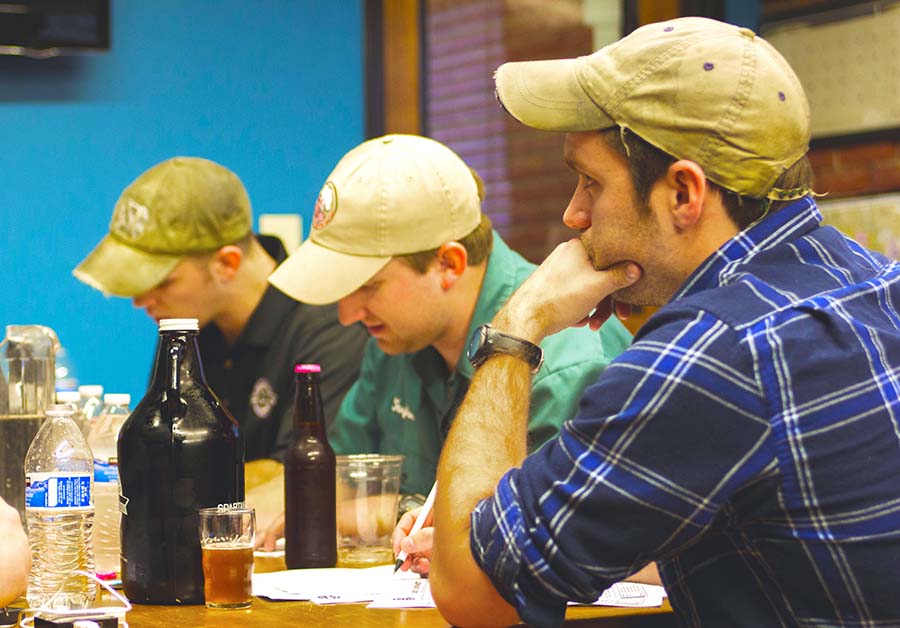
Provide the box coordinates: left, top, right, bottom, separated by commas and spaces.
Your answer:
579, 233, 668, 308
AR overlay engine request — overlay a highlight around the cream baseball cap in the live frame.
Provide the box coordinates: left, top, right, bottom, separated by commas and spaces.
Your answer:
494, 17, 811, 200
269, 134, 482, 305
73, 157, 252, 297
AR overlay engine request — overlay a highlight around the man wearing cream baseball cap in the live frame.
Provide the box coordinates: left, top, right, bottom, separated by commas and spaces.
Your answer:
74, 157, 367, 463
426, 17, 900, 628
261, 134, 631, 549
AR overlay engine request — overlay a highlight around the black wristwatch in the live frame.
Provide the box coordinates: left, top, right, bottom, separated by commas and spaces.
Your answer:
467, 324, 544, 374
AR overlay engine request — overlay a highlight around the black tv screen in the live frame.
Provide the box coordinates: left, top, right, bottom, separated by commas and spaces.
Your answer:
0, 0, 109, 58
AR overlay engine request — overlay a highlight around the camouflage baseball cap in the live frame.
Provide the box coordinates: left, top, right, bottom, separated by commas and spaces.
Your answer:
494, 17, 811, 200
73, 157, 252, 297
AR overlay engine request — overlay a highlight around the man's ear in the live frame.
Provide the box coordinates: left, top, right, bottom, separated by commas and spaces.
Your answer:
664, 160, 708, 231
211, 245, 243, 281
435, 242, 468, 290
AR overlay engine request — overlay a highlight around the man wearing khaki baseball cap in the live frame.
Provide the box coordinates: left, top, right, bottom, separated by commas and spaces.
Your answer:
426, 17, 900, 628
74, 157, 367, 464
258, 134, 632, 552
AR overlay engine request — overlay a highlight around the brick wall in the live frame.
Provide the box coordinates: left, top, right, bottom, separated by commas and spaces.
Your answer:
810, 138, 900, 199
426, 0, 593, 263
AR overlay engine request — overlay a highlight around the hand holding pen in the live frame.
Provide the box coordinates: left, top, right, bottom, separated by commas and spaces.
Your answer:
391, 481, 437, 575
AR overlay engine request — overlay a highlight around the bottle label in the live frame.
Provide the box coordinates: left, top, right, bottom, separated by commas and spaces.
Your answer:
25, 472, 92, 508
94, 460, 119, 483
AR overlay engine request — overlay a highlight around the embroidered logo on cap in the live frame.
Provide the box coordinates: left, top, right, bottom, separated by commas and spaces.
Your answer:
112, 198, 150, 240
250, 377, 277, 419
312, 181, 338, 230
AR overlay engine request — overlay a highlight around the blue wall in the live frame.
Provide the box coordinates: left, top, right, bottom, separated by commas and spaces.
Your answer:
0, 1, 364, 402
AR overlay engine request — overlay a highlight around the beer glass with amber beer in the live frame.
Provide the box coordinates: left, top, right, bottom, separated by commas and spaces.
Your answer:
199, 506, 255, 609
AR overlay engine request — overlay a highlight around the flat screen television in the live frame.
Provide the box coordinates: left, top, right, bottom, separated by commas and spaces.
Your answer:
0, 0, 109, 58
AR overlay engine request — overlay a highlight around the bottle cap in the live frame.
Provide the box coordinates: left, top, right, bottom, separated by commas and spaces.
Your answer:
103, 393, 131, 405
78, 384, 104, 397
46, 403, 76, 417
159, 318, 200, 332
56, 391, 82, 403
294, 364, 322, 373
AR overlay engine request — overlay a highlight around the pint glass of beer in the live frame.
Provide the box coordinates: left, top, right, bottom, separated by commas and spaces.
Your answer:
199, 506, 256, 609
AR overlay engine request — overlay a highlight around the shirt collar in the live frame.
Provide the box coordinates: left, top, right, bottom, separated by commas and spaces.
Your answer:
257, 233, 288, 264
406, 232, 518, 381
674, 196, 822, 300
226, 234, 294, 348
457, 232, 519, 380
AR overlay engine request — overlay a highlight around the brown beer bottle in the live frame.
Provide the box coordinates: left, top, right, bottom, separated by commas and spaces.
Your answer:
284, 363, 337, 568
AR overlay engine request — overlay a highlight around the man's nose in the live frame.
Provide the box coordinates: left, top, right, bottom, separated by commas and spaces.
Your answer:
563, 197, 591, 230
132, 291, 154, 308
337, 294, 365, 327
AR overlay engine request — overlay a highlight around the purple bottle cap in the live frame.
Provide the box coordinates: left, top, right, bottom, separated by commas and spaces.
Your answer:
294, 364, 322, 374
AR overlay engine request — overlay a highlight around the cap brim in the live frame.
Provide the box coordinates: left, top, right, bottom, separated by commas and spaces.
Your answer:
73, 234, 181, 298
268, 239, 391, 305
494, 58, 614, 132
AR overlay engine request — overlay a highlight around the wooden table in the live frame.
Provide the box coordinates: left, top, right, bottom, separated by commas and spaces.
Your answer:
234, 459, 675, 627
91, 461, 670, 626
124, 596, 675, 627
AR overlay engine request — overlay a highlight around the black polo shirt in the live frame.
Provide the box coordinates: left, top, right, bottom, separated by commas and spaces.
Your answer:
196, 235, 368, 462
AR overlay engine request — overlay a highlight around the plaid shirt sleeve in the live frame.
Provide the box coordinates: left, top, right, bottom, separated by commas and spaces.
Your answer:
470, 305, 772, 626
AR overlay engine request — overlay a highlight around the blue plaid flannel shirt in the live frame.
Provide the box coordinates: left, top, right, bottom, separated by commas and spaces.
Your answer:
470, 197, 900, 627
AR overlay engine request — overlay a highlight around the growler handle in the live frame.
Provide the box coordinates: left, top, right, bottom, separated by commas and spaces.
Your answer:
165, 338, 185, 419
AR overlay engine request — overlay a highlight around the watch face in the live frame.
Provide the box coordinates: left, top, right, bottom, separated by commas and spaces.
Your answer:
466, 325, 488, 363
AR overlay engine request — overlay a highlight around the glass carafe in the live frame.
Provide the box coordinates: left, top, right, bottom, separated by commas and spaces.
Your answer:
0, 325, 59, 522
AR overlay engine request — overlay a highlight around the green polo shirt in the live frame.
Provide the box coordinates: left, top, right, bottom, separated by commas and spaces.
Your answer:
329, 233, 632, 496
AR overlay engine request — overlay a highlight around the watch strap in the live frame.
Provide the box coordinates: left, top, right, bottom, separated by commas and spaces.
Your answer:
471, 324, 543, 374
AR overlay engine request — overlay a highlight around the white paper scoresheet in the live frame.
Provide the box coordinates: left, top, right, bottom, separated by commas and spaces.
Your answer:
571, 582, 667, 608
253, 565, 430, 607
253, 566, 665, 610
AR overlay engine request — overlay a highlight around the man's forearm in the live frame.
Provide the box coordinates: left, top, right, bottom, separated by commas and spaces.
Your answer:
430, 353, 532, 627
429, 256, 641, 626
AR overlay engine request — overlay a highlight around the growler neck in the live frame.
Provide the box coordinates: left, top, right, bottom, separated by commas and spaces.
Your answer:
147, 328, 210, 391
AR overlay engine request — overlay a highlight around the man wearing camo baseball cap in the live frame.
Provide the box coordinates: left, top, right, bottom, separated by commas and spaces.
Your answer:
74, 157, 367, 464
428, 16, 900, 628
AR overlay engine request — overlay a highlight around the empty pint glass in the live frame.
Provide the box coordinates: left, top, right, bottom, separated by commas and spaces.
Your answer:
199, 507, 255, 609
335, 454, 404, 567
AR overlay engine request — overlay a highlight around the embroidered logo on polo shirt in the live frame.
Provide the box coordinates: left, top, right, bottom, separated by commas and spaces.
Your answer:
391, 397, 415, 421
250, 378, 277, 419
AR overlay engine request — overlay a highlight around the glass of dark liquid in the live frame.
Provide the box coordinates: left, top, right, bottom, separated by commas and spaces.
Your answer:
199, 506, 256, 609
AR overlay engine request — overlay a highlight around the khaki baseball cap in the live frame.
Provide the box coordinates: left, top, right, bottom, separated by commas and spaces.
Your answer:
74, 157, 252, 297
494, 17, 811, 200
269, 134, 482, 305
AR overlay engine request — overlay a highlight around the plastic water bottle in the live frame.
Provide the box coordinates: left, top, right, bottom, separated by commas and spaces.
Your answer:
24, 403, 96, 609
78, 385, 104, 434
87, 393, 131, 579
54, 344, 80, 394
56, 391, 87, 436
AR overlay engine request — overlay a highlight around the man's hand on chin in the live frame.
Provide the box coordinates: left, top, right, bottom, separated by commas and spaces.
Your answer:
496, 238, 642, 343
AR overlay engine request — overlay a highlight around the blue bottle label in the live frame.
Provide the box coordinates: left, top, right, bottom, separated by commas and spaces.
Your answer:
94, 460, 119, 483
25, 472, 92, 508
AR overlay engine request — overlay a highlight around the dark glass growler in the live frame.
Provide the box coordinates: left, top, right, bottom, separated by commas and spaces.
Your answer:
118, 318, 244, 604
284, 363, 337, 568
